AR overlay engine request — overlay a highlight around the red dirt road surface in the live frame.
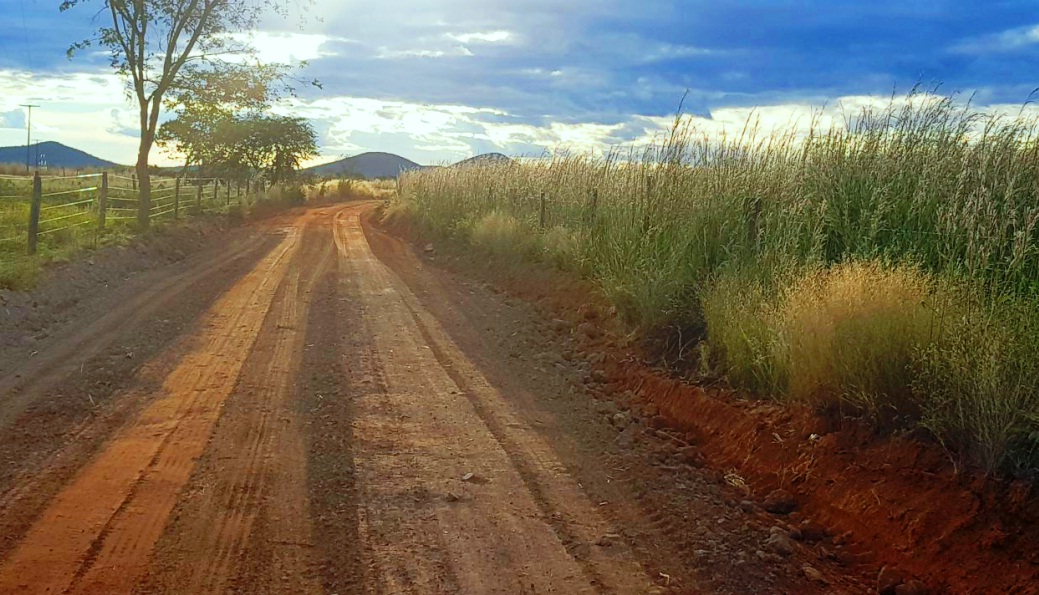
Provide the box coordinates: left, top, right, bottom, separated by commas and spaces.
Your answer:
0, 204, 665, 594
1, 202, 1034, 594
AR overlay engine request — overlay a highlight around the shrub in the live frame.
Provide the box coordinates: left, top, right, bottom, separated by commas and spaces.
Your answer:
262, 183, 306, 206
381, 197, 416, 227
771, 261, 944, 422
702, 272, 784, 395
917, 299, 1039, 475
540, 225, 580, 269
0, 256, 40, 291
469, 212, 533, 261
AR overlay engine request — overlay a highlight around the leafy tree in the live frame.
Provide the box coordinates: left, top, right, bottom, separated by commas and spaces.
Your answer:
243, 115, 317, 184
156, 63, 284, 179
60, 0, 306, 226
159, 112, 316, 184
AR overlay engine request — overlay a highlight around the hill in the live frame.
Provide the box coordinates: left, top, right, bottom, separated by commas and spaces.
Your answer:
306, 152, 423, 179
451, 153, 511, 168
0, 141, 120, 169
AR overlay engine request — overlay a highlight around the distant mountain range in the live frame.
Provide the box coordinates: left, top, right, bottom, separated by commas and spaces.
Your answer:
304, 151, 423, 179
0, 141, 512, 179
304, 151, 514, 178
0, 141, 119, 169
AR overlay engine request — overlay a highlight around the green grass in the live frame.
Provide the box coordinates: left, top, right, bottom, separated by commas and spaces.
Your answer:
392, 91, 1039, 476
0, 174, 278, 290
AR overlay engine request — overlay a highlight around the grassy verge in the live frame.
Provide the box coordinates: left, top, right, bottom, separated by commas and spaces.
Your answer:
0, 181, 320, 291
389, 92, 1039, 477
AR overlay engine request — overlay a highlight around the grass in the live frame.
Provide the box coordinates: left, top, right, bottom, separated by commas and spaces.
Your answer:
390, 90, 1039, 476
0, 173, 285, 290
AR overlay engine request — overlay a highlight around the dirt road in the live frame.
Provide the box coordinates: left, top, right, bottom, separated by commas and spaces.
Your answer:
0, 204, 661, 593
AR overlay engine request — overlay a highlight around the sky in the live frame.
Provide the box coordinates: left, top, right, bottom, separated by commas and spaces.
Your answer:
0, 0, 1037, 166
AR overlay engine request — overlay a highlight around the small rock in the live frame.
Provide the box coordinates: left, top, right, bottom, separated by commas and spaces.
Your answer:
799, 522, 827, 543
461, 472, 475, 482
755, 550, 767, 561
895, 580, 927, 595
878, 566, 905, 595
802, 565, 826, 584
643, 403, 660, 417
595, 533, 622, 547
765, 532, 795, 557
677, 446, 703, 467
577, 322, 602, 340
739, 500, 757, 513
615, 425, 638, 448
762, 489, 798, 515
445, 492, 460, 502
611, 412, 631, 428
423, 242, 435, 253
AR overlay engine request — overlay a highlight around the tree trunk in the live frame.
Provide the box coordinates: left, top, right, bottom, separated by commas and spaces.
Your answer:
135, 148, 151, 227
136, 102, 153, 228
136, 96, 162, 228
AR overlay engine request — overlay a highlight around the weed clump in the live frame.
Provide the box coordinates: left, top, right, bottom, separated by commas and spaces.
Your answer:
470, 212, 532, 261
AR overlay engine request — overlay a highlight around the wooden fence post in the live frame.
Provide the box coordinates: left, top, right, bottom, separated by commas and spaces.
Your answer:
225, 180, 230, 205
27, 172, 42, 255
132, 174, 137, 192
196, 183, 203, 214
212, 180, 218, 202
539, 191, 547, 230
173, 177, 181, 220
98, 172, 109, 230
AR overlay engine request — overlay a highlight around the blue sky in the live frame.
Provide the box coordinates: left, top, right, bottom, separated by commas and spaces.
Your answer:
0, 0, 1037, 165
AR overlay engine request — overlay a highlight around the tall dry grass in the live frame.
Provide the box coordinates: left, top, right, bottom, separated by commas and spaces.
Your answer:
393, 92, 1039, 475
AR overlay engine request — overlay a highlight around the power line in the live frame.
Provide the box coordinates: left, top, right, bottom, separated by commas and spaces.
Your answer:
20, 104, 39, 173
19, 0, 32, 70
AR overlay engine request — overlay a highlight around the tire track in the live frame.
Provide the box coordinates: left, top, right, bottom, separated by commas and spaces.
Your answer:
141, 208, 337, 594
0, 218, 304, 595
332, 205, 652, 593
0, 231, 272, 432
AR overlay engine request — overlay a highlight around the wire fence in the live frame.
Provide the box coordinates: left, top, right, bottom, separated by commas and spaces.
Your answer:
1, 171, 262, 256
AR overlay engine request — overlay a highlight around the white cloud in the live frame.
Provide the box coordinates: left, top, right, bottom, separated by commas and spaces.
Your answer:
3, 63, 1035, 170
0, 109, 26, 129
951, 24, 1039, 54
376, 46, 474, 59
227, 32, 347, 64
0, 69, 178, 167
446, 30, 515, 44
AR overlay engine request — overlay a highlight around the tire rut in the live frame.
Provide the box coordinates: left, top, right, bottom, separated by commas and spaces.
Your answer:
332, 205, 652, 593
0, 220, 303, 594
141, 208, 338, 594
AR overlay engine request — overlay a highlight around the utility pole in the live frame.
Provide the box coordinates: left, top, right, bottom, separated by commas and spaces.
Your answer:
20, 104, 39, 173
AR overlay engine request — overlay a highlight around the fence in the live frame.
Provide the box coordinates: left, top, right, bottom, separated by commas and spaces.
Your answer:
0, 172, 259, 255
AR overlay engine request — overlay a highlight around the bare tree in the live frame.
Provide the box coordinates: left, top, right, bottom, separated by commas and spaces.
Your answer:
61, 0, 303, 226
